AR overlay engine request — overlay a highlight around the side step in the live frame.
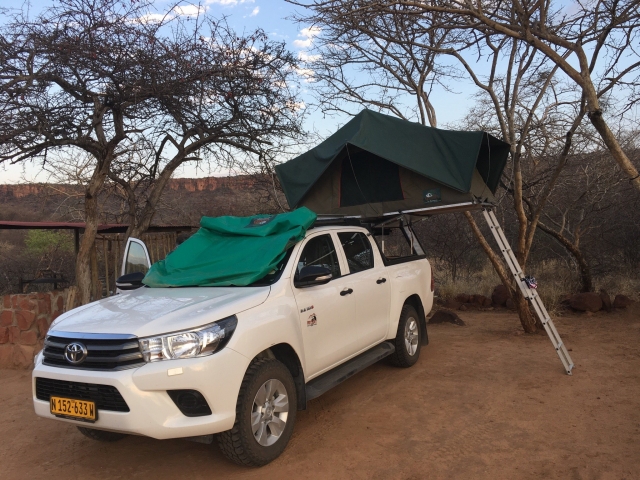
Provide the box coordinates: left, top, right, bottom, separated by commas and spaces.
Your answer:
305, 342, 395, 401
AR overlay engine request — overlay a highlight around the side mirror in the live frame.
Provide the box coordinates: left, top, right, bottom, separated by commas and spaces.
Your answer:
295, 265, 333, 288
116, 272, 145, 291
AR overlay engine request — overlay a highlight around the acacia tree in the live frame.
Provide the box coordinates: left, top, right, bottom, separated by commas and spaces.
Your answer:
296, 3, 587, 332
296, 9, 457, 126
0, 0, 303, 304
296, 0, 640, 192
527, 145, 639, 292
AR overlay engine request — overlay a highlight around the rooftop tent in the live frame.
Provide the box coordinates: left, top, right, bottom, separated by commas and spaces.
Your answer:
275, 109, 510, 217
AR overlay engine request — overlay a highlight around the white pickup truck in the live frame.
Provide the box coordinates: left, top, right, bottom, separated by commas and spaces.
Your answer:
32, 219, 433, 466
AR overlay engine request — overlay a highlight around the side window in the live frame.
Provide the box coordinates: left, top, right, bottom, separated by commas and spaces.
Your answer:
125, 241, 150, 275
338, 232, 374, 274
296, 234, 341, 279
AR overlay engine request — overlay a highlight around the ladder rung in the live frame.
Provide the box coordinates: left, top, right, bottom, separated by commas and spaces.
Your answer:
555, 341, 564, 350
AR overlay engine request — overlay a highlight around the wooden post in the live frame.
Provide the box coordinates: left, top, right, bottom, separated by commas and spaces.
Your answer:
114, 234, 120, 280
154, 236, 160, 263
103, 237, 110, 296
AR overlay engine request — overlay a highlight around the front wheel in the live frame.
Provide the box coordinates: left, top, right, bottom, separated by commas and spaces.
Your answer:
388, 304, 422, 368
218, 358, 297, 467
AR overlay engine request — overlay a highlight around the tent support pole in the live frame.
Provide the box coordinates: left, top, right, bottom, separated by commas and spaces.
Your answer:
482, 208, 574, 375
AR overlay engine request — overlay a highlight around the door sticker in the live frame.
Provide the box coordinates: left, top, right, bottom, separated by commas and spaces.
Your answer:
300, 305, 314, 313
307, 314, 317, 327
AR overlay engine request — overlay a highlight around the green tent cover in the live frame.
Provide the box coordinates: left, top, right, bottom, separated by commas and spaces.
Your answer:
275, 109, 510, 216
143, 208, 317, 287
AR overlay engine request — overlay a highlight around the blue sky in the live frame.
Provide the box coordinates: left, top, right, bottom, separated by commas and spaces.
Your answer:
0, 0, 478, 183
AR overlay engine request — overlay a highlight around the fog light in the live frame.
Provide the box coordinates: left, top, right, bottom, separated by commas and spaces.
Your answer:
167, 390, 212, 417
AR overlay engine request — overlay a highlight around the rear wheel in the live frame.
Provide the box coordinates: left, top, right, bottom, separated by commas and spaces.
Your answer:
218, 358, 297, 467
388, 304, 422, 368
77, 427, 127, 442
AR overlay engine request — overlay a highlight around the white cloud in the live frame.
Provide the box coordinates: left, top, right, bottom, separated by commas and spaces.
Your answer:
173, 4, 206, 16
136, 4, 206, 23
298, 51, 320, 62
293, 26, 321, 48
250, 6, 259, 16
206, 0, 254, 6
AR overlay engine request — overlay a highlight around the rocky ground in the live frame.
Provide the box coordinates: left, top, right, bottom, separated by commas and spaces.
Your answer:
1, 305, 639, 479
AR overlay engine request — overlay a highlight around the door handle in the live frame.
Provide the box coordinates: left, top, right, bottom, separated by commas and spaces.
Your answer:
340, 288, 353, 296
376, 278, 387, 284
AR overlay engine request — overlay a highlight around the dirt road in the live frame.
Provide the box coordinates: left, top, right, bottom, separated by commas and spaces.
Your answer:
1, 306, 639, 479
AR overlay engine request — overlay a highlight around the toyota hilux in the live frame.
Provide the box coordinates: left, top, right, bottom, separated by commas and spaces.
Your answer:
32, 209, 433, 466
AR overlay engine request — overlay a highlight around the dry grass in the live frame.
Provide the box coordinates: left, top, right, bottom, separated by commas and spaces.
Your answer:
432, 257, 639, 314
432, 260, 500, 301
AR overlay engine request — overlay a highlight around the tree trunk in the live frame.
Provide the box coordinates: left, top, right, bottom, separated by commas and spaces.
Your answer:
75, 165, 110, 305
90, 243, 102, 301
537, 222, 594, 292
125, 154, 186, 242
582, 89, 640, 192
464, 211, 539, 333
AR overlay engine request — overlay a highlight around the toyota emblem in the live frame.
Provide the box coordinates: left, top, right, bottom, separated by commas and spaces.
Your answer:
64, 342, 88, 364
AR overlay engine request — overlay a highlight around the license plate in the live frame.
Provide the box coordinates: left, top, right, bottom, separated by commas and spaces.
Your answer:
50, 396, 97, 421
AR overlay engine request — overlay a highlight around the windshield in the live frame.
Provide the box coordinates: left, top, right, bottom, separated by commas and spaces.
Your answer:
247, 247, 294, 287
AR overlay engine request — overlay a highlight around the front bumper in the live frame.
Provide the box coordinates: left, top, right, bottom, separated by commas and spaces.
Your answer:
32, 347, 250, 440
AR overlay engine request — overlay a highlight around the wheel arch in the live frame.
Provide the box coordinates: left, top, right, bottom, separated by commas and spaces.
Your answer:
404, 294, 429, 346
257, 343, 307, 411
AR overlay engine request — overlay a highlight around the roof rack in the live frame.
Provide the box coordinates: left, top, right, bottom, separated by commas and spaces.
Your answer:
311, 201, 493, 229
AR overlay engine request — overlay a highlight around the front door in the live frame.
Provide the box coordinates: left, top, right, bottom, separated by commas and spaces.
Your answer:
292, 233, 357, 378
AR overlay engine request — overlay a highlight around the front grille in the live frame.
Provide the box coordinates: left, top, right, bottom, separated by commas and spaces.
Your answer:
35, 377, 130, 412
43, 334, 144, 371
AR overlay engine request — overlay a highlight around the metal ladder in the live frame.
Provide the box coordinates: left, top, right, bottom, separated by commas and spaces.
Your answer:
482, 209, 575, 375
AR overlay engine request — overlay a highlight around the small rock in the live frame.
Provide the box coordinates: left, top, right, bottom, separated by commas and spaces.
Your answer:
471, 294, 485, 306
492, 285, 509, 307
569, 292, 603, 312
483, 296, 493, 307
613, 294, 634, 308
599, 289, 612, 312
459, 304, 468, 311
428, 309, 466, 326
505, 298, 516, 310
442, 299, 462, 310
455, 293, 470, 304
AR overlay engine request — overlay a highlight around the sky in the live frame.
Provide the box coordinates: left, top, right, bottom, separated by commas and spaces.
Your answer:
0, 0, 483, 183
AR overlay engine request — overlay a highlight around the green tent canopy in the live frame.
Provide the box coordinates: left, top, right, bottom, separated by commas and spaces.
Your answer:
143, 208, 316, 287
275, 109, 510, 217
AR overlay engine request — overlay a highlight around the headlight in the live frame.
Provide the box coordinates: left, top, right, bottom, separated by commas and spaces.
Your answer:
139, 316, 237, 362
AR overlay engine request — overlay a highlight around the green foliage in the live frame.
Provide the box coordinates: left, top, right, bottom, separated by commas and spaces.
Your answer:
25, 230, 73, 256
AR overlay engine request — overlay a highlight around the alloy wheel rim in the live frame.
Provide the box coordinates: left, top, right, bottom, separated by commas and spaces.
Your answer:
251, 378, 289, 446
404, 317, 419, 356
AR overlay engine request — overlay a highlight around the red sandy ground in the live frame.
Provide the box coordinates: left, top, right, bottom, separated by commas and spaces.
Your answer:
1, 305, 639, 479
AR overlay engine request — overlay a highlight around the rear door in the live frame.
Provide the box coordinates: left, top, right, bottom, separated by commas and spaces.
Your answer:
292, 232, 358, 378
120, 238, 152, 276
337, 230, 391, 348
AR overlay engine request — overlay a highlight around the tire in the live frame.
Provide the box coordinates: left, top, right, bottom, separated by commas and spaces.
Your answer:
218, 358, 297, 467
388, 304, 422, 368
77, 427, 127, 442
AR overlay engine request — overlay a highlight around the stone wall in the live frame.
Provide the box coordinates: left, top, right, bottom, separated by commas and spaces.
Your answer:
0, 291, 66, 369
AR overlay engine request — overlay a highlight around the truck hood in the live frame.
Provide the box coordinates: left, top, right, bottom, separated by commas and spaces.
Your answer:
50, 286, 271, 337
